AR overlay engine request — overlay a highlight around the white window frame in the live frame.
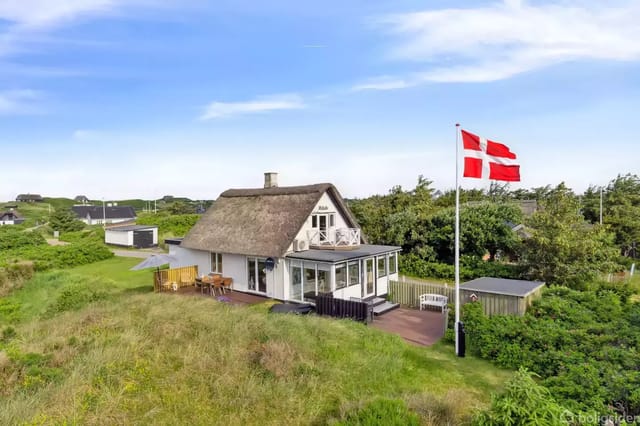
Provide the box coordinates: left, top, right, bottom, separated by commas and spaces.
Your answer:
388, 252, 398, 275
210, 252, 223, 274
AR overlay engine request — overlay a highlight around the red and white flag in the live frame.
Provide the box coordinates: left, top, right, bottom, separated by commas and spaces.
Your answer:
461, 129, 520, 182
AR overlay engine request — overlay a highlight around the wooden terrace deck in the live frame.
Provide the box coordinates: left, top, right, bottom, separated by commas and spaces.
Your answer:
371, 307, 447, 346
172, 285, 271, 306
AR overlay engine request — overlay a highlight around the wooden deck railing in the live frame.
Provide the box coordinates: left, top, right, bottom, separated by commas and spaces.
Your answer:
154, 265, 199, 292
315, 294, 370, 323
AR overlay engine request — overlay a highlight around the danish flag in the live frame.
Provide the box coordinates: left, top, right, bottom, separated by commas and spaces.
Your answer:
461, 129, 520, 182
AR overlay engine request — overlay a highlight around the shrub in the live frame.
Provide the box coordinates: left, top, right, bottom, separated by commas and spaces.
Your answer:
473, 368, 572, 426
58, 227, 105, 244
0, 228, 46, 250
0, 262, 35, 297
399, 254, 521, 281
1, 242, 113, 271
462, 288, 640, 416
45, 281, 111, 316
336, 399, 420, 426
137, 213, 199, 237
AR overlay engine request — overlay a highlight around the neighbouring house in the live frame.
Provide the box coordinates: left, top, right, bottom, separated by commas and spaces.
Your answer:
0, 211, 24, 225
74, 195, 90, 204
105, 225, 158, 248
16, 193, 43, 203
169, 172, 401, 303
71, 205, 136, 225
461, 277, 545, 316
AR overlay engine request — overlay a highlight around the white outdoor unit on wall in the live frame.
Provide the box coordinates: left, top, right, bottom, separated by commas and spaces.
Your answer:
293, 239, 308, 252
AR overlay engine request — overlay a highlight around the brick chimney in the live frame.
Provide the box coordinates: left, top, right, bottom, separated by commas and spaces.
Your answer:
264, 172, 278, 188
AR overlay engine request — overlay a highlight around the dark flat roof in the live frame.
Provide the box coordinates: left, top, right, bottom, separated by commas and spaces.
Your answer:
165, 237, 184, 245
286, 244, 400, 263
106, 225, 157, 232
461, 277, 545, 297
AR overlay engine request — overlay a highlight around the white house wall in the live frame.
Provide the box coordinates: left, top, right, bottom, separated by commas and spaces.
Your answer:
289, 191, 351, 251
170, 246, 210, 277
169, 248, 283, 299
84, 217, 134, 225
333, 284, 362, 300
270, 259, 285, 300
222, 254, 248, 292
105, 231, 130, 246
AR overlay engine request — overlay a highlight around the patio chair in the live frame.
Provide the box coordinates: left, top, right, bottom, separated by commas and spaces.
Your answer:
210, 275, 224, 296
221, 277, 233, 293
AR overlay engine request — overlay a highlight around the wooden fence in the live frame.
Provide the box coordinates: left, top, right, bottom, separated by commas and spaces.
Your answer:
389, 279, 454, 309
154, 265, 198, 292
315, 294, 371, 323
388, 279, 536, 316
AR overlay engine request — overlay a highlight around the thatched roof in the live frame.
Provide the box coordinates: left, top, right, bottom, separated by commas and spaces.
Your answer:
180, 183, 362, 258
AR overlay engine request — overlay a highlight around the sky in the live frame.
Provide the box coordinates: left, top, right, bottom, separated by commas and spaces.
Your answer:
1, 0, 639, 201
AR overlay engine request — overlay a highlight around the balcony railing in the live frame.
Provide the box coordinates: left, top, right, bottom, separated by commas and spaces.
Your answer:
307, 228, 361, 248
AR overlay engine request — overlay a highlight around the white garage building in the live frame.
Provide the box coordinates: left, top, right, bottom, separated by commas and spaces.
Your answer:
105, 225, 158, 248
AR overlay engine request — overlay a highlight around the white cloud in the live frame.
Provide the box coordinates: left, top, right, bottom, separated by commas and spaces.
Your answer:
360, 0, 640, 87
351, 76, 412, 91
0, 89, 41, 114
0, 1, 133, 28
200, 94, 305, 120
73, 129, 102, 140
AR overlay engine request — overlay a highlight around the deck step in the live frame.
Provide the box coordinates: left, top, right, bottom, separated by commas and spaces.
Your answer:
372, 301, 400, 316
370, 297, 386, 307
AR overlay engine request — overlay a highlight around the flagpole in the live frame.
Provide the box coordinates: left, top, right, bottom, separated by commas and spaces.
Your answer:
454, 123, 461, 357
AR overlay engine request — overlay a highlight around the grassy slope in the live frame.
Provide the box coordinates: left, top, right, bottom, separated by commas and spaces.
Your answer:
7, 202, 52, 227
0, 258, 511, 425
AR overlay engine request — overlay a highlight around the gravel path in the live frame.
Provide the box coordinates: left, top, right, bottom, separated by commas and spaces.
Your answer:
111, 249, 157, 258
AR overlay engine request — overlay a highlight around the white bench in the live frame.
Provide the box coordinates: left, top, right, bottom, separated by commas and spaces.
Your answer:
419, 294, 448, 312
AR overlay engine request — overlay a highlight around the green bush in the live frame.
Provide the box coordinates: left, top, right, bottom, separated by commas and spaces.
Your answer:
137, 213, 199, 237
473, 368, 573, 426
58, 227, 105, 244
0, 228, 46, 250
0, 262, 35, 296
45, 281, 111, 316
336, 399, 420, 426
462, 288, 640, 416
0, 242, 113, 271
399, 254, 521, 281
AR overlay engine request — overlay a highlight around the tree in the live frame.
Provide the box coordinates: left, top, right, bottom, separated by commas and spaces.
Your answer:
349, 176, 436, 251
520, 183, 618, 288
425, 202, 523, 262
49, 209, 85, 233
168, 201, 194, 215
603, 174, 640, 257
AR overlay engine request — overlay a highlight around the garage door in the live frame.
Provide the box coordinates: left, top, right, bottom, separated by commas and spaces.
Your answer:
133, 230, 154, 248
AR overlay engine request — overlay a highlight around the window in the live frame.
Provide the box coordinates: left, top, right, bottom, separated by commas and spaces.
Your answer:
210, 252, 223, 273
304, 265, 316, 302
290, 264, 302, 300
247, 257, 267, 293
377, 256, 387, 278
318, 267, 331, 294
389, 253, 397, 274
312, 215, 317, 228
329, 214, 335, 227
335, 263, 347, 289
348, 261, 360, 286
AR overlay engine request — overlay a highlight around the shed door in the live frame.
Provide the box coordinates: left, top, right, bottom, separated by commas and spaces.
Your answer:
133, 230, 154, 248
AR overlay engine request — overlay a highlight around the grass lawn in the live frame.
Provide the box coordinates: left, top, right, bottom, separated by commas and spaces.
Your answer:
0, 257, 511, 425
